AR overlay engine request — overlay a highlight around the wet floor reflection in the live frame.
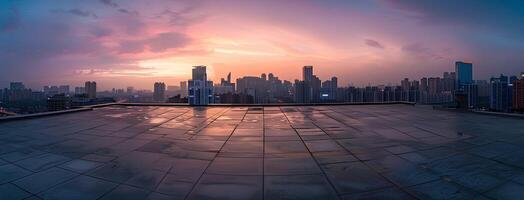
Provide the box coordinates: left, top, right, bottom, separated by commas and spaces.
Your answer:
0, 105, 523, 199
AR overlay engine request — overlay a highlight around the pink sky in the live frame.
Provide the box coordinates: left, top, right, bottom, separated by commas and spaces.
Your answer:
1, 0, 523, 90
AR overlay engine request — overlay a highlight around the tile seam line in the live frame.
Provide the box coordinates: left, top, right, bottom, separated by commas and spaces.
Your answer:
279, 106, 342, 200
316, 106, 422, 199
183, 107, 249, 200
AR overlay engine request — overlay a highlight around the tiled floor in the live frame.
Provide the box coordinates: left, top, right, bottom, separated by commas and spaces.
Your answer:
1, 104, 524, 199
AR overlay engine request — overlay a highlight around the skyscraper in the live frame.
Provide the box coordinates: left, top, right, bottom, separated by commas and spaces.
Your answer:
513, 73, 524, 111
320, 77, 338, 102
490, 74, 511, 112
455, 61, 473, 90
180, 81, 188, 97
153, 82, 166, 102
216, 72, 235, 95
294, 80, 307, 103
188, 66, 214, 105
303, 66, 313, 82
85, 81, 96, 99
296, 66, 320, 103
10, 82, 25, 90
466, 84, 479, 108
236, 75, 269, 104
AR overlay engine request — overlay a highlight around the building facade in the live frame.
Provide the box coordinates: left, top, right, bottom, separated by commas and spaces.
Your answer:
513, 73, 524, 111
188, 66, 214, 105
153, 82, 166, 102
85, 81, 97, 99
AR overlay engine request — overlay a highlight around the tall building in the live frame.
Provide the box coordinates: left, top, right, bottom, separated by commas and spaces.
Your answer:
188, 66, 214, 105
59, 85, 69, 94
75, 87, 86, 94
44, 85, 70, 96
215, 72, 235, 95
10, 82, 25, 90
401, 78, 410, 101
47, 94, 71, 111
294, 80, 307, 103
296, 66, 320, 103
85, 81, 97, 99
126, 86, 134, 94
153, 82, 166, 102
466, 84, 479, 108
180, 81, 188, 97
513, 73, 524, 111
236, 75, 268, 104
490, 74, 511, 112
455, 61, 473, 90
320, 77, 338, 102
442, 72, 456, 92
311, 75, 321, 102
303, 66, 313, 82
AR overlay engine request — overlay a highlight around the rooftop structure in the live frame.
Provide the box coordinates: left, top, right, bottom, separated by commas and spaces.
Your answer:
0, 104, 523, 199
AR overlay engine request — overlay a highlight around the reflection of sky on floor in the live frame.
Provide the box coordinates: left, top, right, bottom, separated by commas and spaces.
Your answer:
0, 105, 523, 199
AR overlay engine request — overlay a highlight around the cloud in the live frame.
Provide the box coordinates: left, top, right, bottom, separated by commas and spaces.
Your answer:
118, 8, 139, 16
147, 32, 191, 52
51, 9, 98, 19
0, 6, 20, 32
156, 6, 206, 27
118, 40, 146, 54
116, 31, 192, 54
99, 0, 118, 8
89, 25, 112, 37
365, 39, 385, 49
99, 0, 140, 16
401, 43, 443, 59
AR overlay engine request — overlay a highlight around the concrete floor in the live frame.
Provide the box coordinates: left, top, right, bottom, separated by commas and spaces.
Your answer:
0, 104, 523, 199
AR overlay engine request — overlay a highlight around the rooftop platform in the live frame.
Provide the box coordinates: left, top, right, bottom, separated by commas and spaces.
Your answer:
0, 104, 523, 199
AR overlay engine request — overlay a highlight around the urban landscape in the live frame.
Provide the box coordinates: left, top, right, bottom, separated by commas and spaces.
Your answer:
1, 62, 524, 116
2, 0, 524, 200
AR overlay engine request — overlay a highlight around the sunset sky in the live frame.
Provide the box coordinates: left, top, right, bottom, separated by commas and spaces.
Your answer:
1, 0, 524, 90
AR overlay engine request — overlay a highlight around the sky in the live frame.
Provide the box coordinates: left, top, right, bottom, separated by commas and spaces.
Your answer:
1, 0, 524, 90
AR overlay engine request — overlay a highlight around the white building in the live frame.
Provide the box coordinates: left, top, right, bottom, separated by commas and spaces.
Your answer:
188, 66, 214, 105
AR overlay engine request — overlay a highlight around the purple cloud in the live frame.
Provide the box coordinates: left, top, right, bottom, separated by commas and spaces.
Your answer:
51, 9, 98, 19
365, 39, 385, 49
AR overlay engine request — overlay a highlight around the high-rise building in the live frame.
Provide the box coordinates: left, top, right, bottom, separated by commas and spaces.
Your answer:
311, 75, 321, 102
180, 81, 188, 97
75, 87, 86, 94
303, 66, 313, 82
466, 84, 479, 108
85, 81, 97, 99
6, 82, 32, 102
188, 66, 214, 105
236, 75, 268, 104
321, 77, 338, 102
442, 72, 456, 92
59, 85, 69, 95
401, 78, 410, 101
294, 80, 307, 103
153, 82, 166, 102
47, 94, 71, 111
455, 61, 473, 90
10, 82, 25, 90
513, 73, 524, 111
490, 74, 511, 112
297, 66, 321, 103
44, 85, 70, 96
428, 77, 441, 96
215, 72, 235, 95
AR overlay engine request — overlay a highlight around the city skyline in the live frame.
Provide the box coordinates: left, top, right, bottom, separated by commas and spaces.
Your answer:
2, 0, 524, 90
